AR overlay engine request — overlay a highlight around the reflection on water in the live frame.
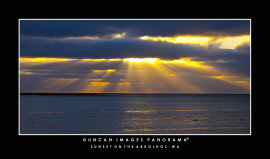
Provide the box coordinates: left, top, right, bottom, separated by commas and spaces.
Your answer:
20, 94, 250, 134
122, 126, 249, 133
125, 110, 159, 114
124, 109, 242, 113
119, 95, 250, 134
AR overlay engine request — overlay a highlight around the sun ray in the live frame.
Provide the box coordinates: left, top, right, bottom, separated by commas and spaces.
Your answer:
81, 81, 110, 93
211, 75, 250, 90
20, 57, 250, 93
120, 58, 204, 93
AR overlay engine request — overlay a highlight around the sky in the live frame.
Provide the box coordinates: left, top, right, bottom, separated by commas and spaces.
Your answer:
19, 19, 251, 94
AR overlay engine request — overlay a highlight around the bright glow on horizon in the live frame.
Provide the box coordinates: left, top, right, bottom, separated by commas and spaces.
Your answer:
20, 57, 77, 62
21, 57, 123, 62
216, 35, 250, 49
140, 35, 211, 45
161, 58, 210, 68
139, 35, 250, 50
123, 58, 159, 63
93, 69, 116, 73
62, 32, 126, 40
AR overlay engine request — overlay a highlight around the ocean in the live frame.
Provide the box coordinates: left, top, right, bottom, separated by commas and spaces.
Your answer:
19, 94, 250, 134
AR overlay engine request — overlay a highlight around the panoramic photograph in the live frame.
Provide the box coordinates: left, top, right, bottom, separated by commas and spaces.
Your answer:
19, 19, 251, 134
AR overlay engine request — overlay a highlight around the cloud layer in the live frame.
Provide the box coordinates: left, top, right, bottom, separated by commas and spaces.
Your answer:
20, 36, 250, 77
20, 20, 250, 37
19, 20, 251, 93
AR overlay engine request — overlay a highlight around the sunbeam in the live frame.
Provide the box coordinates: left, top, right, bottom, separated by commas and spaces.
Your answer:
20, 57, 250, 94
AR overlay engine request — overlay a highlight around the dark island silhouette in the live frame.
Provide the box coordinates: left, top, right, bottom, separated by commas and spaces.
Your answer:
20, 92, 247, 96
20, 92, 107, 96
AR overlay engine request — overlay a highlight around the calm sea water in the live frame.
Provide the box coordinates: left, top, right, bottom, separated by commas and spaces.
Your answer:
19, 94, 250, 134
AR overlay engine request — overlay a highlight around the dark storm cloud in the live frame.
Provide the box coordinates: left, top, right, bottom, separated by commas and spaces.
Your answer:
20, 20, 120, 37
20, 20, 250, 37
20, 35, 249, 60
21, 59, 122, 71
20, 35, 204, 59
235, 41, 250, 53
126, 20, 250, 37
207, 58, 250, 77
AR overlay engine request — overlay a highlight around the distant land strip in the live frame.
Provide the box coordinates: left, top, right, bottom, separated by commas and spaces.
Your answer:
20, 92, 108, 96
19, 92, 249, 96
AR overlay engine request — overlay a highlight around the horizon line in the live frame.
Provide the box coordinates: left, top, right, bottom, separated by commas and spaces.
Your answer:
20, 92, 250, 95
